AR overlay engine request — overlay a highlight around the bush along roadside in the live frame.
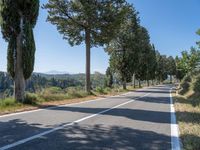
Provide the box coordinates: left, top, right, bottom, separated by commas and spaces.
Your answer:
0, 86, 135, 115
175, 73, 200, 150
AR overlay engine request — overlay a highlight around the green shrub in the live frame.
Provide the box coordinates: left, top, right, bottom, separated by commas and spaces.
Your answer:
179, 75, 192, 95
193, 75, 200, 93
42, 87, 64, 95
24, 93, 38, 105
104, 87, 111, 93
67, 87, 88, 98
179, 81, 190, 95
38, 87, 88, 101
0, 98, 17, 107
38, 87, 68, 101
39, 93, 68, 101
183, 75, 192, 83
95, 86, 105, 94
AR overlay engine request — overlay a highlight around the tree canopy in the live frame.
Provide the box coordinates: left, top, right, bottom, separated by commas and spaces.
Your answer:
0, 0, 39, 101
44, 0, 129, 93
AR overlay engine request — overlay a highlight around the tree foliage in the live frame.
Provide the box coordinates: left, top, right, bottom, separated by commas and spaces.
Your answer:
44, 0, 128, 47
105, 67, 113, 88
176, 47, 200, 80
44, 0, 129, 92
0, 0, 39, 79
105, 6, 139, 89
0, 0, 39, 101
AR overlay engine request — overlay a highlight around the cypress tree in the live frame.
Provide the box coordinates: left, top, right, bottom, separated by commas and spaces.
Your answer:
0, 0, 39, 102
105, 6, 139, 90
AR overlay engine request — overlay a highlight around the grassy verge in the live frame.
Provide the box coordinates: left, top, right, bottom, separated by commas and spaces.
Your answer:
0, 86, 136, 116
174, 92, 200, 150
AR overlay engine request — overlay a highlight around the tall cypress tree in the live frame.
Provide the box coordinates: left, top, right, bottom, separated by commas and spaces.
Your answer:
105, 6, 139, 90
135, 26, 151, 85
0, 0, 39, 102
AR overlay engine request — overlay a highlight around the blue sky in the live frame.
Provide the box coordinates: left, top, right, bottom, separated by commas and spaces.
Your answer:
0, 0, 200, 73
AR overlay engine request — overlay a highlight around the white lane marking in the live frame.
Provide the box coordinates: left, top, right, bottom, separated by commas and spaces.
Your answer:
0, 93, 151, 150
170, 88, 181, 150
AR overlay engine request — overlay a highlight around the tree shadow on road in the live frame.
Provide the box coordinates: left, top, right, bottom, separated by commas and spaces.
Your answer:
128, 96, 170, 104
48, 106, 171, 124
0, 119, 51, 147
132, 90, 170, 94
8, 123, 171, 150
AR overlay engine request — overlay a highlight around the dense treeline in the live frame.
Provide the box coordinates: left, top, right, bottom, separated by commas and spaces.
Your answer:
104, 5, 176, 89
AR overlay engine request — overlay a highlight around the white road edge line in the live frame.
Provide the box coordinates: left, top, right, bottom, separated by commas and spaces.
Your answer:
0, 92, 134, 118
170, 88, 181, 150
0, 93, 151, 150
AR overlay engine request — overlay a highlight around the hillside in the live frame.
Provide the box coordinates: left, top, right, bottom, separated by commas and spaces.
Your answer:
0, 71, 106, 98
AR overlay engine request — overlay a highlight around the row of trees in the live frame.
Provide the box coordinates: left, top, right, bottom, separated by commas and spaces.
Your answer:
0, 0, 176, 102
0, 0, 138, 101
104, 6, 176, 89
0, 0, 129, 101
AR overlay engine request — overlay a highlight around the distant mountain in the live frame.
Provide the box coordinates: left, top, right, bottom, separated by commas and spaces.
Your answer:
45, 70, 70, 75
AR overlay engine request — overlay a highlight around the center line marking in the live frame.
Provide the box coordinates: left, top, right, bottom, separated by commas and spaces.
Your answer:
0, 93, 150, 150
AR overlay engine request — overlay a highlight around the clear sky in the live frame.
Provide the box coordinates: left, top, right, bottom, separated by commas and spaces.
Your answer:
0, 0, 200, 74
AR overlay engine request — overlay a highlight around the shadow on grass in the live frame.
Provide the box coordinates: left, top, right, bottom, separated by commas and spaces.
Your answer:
176, 111, 200, 124
180, 134, 200, 150
0, 119, 171, 150
175, 94, 200, 107
175, 95, 200, 124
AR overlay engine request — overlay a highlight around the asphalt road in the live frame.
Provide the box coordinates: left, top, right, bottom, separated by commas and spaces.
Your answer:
0, 85, 174, 150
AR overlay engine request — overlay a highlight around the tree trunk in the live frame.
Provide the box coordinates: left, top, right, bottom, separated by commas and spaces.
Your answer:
151, 80, 154, 85
85, 29, 91, 93
170, 75, 172, 83
123, 81, 127, 90
133, 73, 136, 88
14, 17, 25, 102
147, 80, 149, 87
139, 79, 141, 88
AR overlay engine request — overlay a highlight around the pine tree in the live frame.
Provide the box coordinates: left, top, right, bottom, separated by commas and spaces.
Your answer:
0, 0, 39, 102
43, 0, 128, 93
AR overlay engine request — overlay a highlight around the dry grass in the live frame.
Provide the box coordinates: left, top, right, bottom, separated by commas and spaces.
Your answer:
174, 93, 200, 150
0, 87, 132, 116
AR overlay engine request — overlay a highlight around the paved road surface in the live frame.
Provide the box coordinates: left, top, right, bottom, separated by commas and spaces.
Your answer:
0, 85, 174, 150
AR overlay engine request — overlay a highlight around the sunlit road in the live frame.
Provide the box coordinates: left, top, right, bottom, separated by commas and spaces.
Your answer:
0, 85, 174, 150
